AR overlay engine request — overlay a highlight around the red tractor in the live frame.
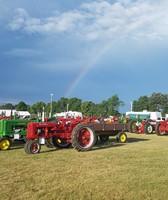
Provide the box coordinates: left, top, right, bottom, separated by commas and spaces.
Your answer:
155, 120, 168, 136
24, 117, 128, 154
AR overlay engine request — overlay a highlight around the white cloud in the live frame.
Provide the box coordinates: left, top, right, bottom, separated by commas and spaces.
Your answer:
7, 0, 168, 43
8, 1, 168, 42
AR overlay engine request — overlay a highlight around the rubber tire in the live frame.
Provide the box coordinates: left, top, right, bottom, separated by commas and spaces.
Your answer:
27, 140, 41, 154
144, 122, 154, 134
94, 136, 99, 145
99, 135, 109, 142
24, 140, 31, 154
127, 120, 137, 133
52, 136, 71, 149
155, 122, 166, 136
45, 138, 54, 148
72, 123, 96, 151
0, 137, 12, 150
116, 132, 127, 143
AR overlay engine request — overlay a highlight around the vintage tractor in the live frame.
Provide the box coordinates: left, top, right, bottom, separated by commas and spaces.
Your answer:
0, 118, 39, 150
126, 118, 145, 134
127, 118, 160, 134
126, 111, 166, 134
155, 120, 168, 136
24, 117, 128, 154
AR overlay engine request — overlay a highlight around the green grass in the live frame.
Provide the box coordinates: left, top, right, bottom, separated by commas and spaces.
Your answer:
1, 133, 168, 200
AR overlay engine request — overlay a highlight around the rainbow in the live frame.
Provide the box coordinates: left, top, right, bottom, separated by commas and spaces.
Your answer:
64, 41, 113, 98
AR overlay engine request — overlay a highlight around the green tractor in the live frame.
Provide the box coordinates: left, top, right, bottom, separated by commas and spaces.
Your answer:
0, 118, 39, 150
126, 112, 150, 133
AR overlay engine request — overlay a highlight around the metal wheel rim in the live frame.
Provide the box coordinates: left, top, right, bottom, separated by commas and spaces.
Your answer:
147, 125, 153, 133
77, 127, 94, 148
0, 139, 10, 150
30, 143, 40, 153
120, 134, 126, 143
159, 125, 166, 135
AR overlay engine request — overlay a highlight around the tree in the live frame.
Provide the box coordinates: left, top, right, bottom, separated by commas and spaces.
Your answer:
162, 95, 168, 114
68, 97, 82, 111
16, 101, 29, 111
148, 93, 165, 111
107, 95, 124, 116
56, 97, 69, 113
98, 100, 109, 117
133, 96, 149, 111
0, 103, 15, 109
81, 101, 95, 116
132, 93, 168, 115
30, 101, 46, 115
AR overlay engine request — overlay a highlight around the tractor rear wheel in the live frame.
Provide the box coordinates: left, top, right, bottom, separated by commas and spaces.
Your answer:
127, 120, 137, 133
72, 123, 96, 151
52, 136, 71, 149
0, 137, 11, 150
116, 132, 127, 143
155, 122, 167, 136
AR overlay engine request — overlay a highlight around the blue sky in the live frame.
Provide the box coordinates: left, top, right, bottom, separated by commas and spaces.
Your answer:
1, 0, 168, 112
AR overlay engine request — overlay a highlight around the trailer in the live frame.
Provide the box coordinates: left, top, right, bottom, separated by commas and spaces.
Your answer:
24, 117, 129, 154
0, 118, 39, 150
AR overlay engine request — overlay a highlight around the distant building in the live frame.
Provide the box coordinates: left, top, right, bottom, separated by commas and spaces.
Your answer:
0, 109, 30, 118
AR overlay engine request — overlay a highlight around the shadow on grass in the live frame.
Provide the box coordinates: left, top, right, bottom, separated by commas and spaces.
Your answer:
92, 142, 125, 151
92, 137, 150, 151
39, 147, 58, 154
8, 137, 150, 153
127, 137, 150, 143
9, 141, 25, 150
10, 146, 24, 150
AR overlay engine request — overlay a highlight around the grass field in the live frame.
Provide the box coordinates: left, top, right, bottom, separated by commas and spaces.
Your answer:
1, 133, 168, 200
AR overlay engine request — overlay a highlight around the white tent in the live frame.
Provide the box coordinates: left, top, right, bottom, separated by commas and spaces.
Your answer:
0, 109, 30, 118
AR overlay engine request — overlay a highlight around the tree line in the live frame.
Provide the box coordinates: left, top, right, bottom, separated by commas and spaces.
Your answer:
0, 92, 168, 117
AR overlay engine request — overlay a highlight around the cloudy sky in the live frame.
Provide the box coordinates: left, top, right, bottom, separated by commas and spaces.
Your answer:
1, 0, 168, 112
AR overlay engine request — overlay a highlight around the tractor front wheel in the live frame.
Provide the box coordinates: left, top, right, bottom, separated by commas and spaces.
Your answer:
144, 122, 154, 134
72, 123, 96, 151
24, 140, 41, 154
0, 137, 11, 150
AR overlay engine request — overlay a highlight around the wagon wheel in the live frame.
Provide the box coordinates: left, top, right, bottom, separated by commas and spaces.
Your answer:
72, 123, 96, 151
99, 135, 109, 142
45, 138, 54, 148
116, 132, 127, 143
52, 136, 71, 149
155, 122, 167, 136
127, 120, 137, 133
144, 122, 154, 134
25, 140, 41, 154
0, 137, 12, 150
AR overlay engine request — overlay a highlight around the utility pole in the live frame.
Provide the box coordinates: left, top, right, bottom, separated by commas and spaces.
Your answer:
50, 93, 53, 117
